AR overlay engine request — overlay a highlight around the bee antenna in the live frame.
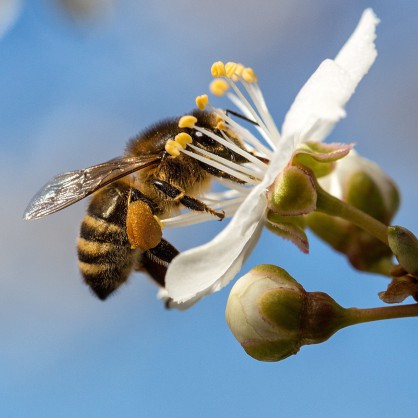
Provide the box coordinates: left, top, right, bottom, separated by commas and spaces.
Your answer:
225, 109, 258, 126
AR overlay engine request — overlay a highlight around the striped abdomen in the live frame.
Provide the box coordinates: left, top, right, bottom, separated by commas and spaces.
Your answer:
78, 182, 136, 300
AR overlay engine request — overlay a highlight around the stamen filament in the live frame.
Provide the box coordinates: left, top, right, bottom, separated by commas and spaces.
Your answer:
187, 143, 263, 179
225, 93, 277, 150
214, 177, 253, 194
226, 78, 270, 136
217, 108, 275, 156
202, 189, 243, 202
179, 148, 259, 185
195, 126, 268, 171
242, 81, 281, 141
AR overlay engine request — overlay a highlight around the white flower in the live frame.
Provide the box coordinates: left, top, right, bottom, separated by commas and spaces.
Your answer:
164, 8, 379, 306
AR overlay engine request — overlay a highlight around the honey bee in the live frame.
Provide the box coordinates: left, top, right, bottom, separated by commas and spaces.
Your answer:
24, 110, 251, 300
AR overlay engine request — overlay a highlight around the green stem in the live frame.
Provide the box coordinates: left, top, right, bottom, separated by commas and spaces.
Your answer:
314, 179, 389, 245
343, 303, 418, 328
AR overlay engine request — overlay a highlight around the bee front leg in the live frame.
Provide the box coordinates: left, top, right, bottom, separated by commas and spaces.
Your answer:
151, 179, 225, 220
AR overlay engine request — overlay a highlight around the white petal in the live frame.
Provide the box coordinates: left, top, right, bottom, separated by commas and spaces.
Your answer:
281, 60, 352, 144
165, 136, 295, 305
335, 9, 379, 86
165, 188, 266, 304
281, 9, 379, 145
157, 287, 200, 310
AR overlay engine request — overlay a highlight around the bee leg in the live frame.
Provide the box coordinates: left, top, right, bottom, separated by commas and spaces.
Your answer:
130, 188, 160, 214
135, 238, 179, 287
151, 179, 225, 220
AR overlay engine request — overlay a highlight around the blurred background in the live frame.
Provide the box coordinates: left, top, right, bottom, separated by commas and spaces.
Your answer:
1, 0, 418, 416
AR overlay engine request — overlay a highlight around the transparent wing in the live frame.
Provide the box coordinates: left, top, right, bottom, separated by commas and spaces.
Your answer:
24, 155, 160, 220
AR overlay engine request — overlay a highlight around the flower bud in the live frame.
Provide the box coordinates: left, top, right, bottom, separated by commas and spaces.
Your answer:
388, 226, 418, 276
267, 165, 317, 216
319, 150, 399, 224
307, 151, 399, 275
225, 265, 347, 362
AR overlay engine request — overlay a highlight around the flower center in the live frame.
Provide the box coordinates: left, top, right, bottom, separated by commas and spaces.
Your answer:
162, 61, 279, 229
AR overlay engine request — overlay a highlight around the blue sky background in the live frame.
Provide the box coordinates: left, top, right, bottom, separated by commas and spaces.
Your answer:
1, 1, 418, 417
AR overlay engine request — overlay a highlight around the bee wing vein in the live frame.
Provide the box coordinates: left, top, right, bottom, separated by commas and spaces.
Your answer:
24, 156, 160, 220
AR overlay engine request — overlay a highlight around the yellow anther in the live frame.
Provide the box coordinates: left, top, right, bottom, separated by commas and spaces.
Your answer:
195, 94, 209, 110
231, 63, 244, 81
211, 61, 226, 78
209, 79, 230, 96
225, 61, 238, 78
242, 67, 257, 83
165, 139, 181, 157
215, 121, 226, 131
178, 115, 197, 129
175, 132, 192, 148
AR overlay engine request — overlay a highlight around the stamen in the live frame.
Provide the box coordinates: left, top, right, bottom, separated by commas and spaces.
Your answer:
175, 132, 192, 148
239, 81, 281, 141
179, 147, 259, 185
165, 133, 192, 157
202, 189, 243, 202
242, 67, 257, 83
215, 120, 226, 131
231, 63, 244, 81
178, 115, 197, 129
225, 92, 277, 151
210, 79, 230, 96
194, 125, 268, 171
187, 143, 263, 179
211, 61, 226, 78
195, 94, 209, 110
214, 177, 253, 194
225, 62, 239, 78
226, 79, 270, 136
219, 110, 273, 157
165, 139, 181, 157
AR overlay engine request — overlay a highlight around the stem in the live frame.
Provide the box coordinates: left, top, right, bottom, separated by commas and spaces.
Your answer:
343, 303, 418, 328
314, 179, 388, 245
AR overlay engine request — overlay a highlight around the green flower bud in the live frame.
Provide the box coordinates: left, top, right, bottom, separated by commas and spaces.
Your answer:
267, 166, 317, 216
388, 226, 418, 276
306, 212, 393, 275
307, 151, 400, 275
226, 265, 418, 362
225, 265, 347, 362
319, 150, 399, 224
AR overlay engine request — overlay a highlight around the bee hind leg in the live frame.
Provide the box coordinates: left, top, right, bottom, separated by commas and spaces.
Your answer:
152, 179, 225, 220
135, 238, 179, 287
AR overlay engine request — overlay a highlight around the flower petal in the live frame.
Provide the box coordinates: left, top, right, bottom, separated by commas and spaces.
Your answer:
335, 8, 379, 86
165, 187, 266, 304
281, 9, 379, 145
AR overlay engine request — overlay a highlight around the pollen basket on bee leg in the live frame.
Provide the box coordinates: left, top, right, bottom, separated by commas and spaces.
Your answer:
126, 200, 162, 250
